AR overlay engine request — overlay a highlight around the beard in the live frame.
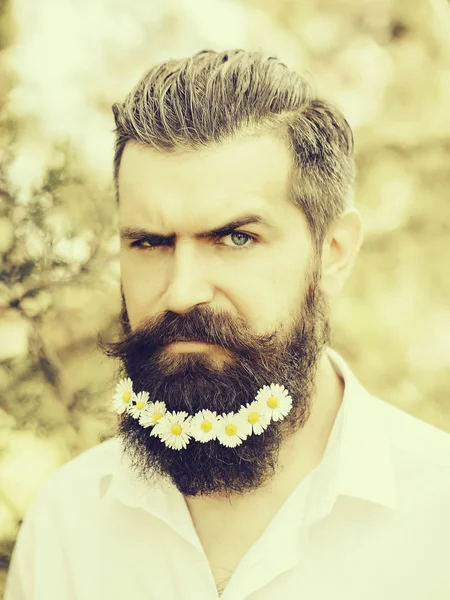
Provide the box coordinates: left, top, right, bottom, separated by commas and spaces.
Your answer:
98, 262, 331, 498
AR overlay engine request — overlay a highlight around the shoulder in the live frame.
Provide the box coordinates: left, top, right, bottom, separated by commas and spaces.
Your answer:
368, 392, 450, 467
32, 437, 122, 509
5, 439, 124, 598
329, 347, 450, 467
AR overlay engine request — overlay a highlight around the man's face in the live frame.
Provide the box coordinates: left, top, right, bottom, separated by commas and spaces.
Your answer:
119, 134, 315, 340
108, 133, 331, 497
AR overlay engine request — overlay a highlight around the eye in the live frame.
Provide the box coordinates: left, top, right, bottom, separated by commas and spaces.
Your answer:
219, 231, 256, 249
130, 238, 168, 250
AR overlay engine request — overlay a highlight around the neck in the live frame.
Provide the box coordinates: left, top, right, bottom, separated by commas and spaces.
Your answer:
273, 349, 344, 493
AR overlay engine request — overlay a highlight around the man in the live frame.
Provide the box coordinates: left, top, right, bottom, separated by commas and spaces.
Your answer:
5, 49, 450, 600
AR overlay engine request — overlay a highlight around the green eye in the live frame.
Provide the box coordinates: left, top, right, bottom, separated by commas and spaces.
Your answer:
221, 231, 256, 249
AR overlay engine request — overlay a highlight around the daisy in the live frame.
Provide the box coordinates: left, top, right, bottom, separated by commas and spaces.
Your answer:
216, 412, 249, 448
256, 383, 293, 422
239, 400, 271, 435
127, 391, 150, 419
190, 409, 219, 443
139, 401, 167, 429
112, 377, 134, 415
150, 411, 192, 450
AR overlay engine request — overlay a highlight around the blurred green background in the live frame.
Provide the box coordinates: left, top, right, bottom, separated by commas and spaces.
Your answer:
1, 0, 450, 591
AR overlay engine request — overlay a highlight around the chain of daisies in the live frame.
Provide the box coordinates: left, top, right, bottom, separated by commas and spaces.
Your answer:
112, 378, 293, 450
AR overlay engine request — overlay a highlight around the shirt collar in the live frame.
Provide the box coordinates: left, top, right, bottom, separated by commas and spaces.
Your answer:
101, 439, 203, 548
244, 348, 399, 590
323, 347, 398, 511
254, 347, 398, 573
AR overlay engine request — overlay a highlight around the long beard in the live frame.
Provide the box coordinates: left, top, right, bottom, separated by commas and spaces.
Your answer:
99, 269, 330, 498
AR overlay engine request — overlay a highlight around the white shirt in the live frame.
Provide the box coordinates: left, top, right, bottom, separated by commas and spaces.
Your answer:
5, 347, 450, 600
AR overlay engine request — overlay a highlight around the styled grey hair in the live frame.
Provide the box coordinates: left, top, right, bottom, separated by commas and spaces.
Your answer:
112, 49, 355, 254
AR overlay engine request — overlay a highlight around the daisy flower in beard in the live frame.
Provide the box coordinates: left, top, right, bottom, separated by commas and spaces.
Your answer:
256, 383, 293, 422
190, 409, 220, 443
216, 411, 249, 448
238, 400, 271, 435
127, 391, 150, 419
139, 401, 167, 428
151, 411, 193, 450
112, 377, 134, 415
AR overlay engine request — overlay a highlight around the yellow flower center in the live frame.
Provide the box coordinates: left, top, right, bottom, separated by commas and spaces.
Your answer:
200, 420, 212, 432
170, 424, 182, 436
248, 411, 260, 424
152, 412, 163, 423
122, 391, 131, 403
136, 401, 145, 410
267, 396, 278, 409
225, 423, 237, 436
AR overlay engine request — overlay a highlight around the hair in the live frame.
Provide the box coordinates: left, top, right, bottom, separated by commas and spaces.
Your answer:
111, 49, 355, 254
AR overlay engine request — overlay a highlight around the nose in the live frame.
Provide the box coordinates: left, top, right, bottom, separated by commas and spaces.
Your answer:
162, 240, 214, 314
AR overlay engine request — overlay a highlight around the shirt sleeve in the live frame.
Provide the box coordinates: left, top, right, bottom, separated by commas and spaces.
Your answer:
3, 502, 38, 600
3, 480, 65, 600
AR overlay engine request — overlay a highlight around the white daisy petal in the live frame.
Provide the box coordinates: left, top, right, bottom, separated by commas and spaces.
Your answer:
167, 434, 189, 450
150, 411, 192, 450
216, 412, 248, 448
239, 401, 271, 435
139, 400, 167, 428
190, 409, 219, 443
257, 383, 293, 422
270, 383, 290, 398
255, 384, 271, 403
127, 391, 150, 419
112, 377, 134, 415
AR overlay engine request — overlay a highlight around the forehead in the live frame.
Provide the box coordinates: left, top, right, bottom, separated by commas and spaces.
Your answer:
117, 133, 301, 231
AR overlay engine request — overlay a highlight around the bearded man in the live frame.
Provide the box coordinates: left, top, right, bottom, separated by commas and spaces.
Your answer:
5, 49, 450, 600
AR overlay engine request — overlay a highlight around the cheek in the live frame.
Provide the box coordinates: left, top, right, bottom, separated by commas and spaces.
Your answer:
120, 254, 162, 327
241, 268, 306, 335
246, 289, 302, 336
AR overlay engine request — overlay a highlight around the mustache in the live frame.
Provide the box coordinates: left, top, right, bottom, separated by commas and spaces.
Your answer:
98, 305, 281, 362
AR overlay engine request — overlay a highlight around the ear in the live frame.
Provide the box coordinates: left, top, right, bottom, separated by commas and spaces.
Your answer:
320, 209, 364, 296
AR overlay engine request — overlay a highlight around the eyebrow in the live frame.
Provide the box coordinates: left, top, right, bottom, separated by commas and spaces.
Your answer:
119, 214, 275, 243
